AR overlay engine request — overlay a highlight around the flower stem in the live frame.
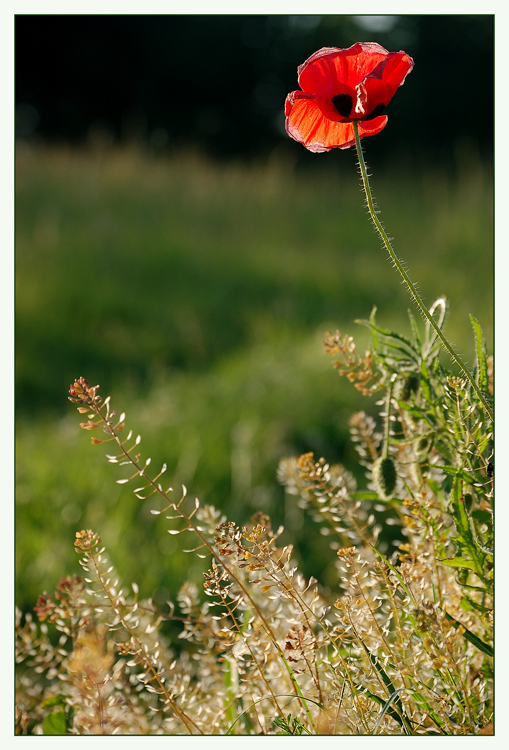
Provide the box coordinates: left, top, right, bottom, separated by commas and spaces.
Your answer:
352, 121, 493, 422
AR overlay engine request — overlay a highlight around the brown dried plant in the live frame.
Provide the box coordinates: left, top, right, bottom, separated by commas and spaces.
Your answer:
16, 305, 493, 735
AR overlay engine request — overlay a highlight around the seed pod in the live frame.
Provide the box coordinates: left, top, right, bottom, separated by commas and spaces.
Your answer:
373, 455, 397, 499
395, 372, 420, 402
415, 434, 432, 459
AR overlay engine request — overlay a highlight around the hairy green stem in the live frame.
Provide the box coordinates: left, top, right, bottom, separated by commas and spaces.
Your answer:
352, 121, 493, 423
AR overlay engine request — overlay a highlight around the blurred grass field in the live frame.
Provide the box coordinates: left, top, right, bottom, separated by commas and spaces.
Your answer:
15, 142, 493, 612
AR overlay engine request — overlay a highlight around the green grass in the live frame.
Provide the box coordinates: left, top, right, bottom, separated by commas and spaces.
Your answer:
15, 143, 493, 611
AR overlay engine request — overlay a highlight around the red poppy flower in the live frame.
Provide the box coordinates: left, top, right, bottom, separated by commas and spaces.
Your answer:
285, 42, 414, 152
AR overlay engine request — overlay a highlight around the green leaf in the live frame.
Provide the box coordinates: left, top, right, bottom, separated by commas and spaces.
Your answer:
397, 399, 435, 424
425, 338, 443, 364
449, 474, 485, 577
223, 658, 238, 727
41, 695, 67, 708
355, 632, 412, 734
437, 556, 478, 571
351, 682, 405, 729
477, 432, 492, 456
419, 359, 433, 402
372, 689, 405, 735
351, 490, 403, 505
472, 510, 492, 525
43, 710, 67, 735
470, 315, 489, 394
356, 317, 420, 363
364, 306, 382, 353
271, 639, 320, 733
407, 310, 422, 350
350, 491, 380, 501
408, 689, 445, 731
226, 694, 322, 735
444, 612, 493, 657
427, 478, 445, 499
439, 465, 475, 483
274, 714, 309, 735
450, 475, 469, 533
460, 594, 491, 615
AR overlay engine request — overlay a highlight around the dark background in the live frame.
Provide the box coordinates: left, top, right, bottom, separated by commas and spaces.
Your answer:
15, 14, 494, 168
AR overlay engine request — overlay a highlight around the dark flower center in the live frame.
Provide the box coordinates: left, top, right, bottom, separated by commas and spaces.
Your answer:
331, 95, 386, 121
331, 93, 353, 118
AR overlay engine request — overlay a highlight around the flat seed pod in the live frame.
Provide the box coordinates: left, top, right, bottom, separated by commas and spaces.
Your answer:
373, 456, 397, 499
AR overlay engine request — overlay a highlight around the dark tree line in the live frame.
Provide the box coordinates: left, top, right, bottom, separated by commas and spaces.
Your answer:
16, 15, 493, 166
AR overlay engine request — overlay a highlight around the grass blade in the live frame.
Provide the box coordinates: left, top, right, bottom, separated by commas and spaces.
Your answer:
372, 688, 404, 735
444, 611, 493, 657
356, 635, 412, 735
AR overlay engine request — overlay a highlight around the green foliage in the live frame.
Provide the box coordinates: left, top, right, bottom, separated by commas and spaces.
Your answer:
41, 696, 73, 735
273, 714, 310, 735
16, 145, 492, 416
42, 711, 67, 735
41, 693, 74, 734
470, 315, 490, 396
15, 146, 493, 735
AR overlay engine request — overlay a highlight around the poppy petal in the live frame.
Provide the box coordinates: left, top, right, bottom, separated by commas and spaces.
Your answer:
325, 116, 389, 150
356, 115, 389, 143
360, 52, 414, 119
297, 43, 390, 102
285, 91, 388, 152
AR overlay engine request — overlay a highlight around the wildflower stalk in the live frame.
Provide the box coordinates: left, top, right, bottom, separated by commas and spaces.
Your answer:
75, 531, 201, 734
212, 585, 286, 721
70, 380, 310, 722
352, 120, 493, 423
271, 638, 319, 733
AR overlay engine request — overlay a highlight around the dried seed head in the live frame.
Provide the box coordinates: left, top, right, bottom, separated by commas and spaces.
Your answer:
447, 375, 466, 392
337, 546, 357, 558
